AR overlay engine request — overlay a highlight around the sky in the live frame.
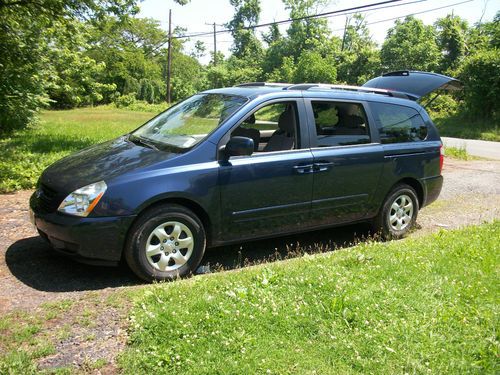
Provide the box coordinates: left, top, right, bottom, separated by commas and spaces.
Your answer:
138, 0, 499, 64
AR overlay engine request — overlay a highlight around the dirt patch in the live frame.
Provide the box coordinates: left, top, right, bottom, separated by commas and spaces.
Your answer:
0, 158, 499, 371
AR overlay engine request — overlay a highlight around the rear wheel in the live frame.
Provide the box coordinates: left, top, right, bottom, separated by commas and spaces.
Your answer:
372, 184, 419, 240
125, 204, 206, 282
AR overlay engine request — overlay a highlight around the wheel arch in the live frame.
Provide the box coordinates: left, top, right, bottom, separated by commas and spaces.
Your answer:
125, 196, 213, 255
395, 177, 424, 208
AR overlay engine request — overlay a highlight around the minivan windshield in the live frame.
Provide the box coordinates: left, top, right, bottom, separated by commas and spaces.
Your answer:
131, 93, 247, 149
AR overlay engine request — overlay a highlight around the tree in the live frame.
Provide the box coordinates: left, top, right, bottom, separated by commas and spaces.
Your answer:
226, 0, 263, 60
0, 0, 139, 132
85, 16, 167, 103
293, 50, 336, 83
435, 15, 469, 73
191, 41, 206, 60
283, 0, 331, 59
262, 0, 333, 79
337, 14, 381, 84
381, 16, 440, 72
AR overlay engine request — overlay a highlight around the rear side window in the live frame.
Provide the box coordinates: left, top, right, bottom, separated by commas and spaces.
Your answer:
311, 101, 370, 147
369, 102, 428, 144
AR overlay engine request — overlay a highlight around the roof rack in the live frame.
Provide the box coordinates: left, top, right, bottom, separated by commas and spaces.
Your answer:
236, 82, 292, 88
234, 81, 411, 99
285, 83, 410, 99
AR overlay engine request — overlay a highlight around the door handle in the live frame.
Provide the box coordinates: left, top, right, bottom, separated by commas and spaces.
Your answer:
313, 161, 334, 172
293, 164, 314, 174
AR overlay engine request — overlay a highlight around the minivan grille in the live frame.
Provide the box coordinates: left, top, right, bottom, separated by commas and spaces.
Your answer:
38, 183, 61, 213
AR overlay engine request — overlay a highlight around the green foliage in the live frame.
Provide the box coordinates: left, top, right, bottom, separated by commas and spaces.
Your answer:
444, 146, 471, 160
266, 56, 296, 82
0, 1, 51, 133
435, 15, 469, 73
457, 47, 500, 120
1, 0, 498, 137
0, 0, 139, 133
115, 93, 138, 108
46, 21, 117, 108
431, 110, 500, 142
227, 0, 263, 59
120, 222, 500, 374
381, 16, 440, 71
294, 50, 336, 83
337, 14, 381, 84
283, 0, 331, 58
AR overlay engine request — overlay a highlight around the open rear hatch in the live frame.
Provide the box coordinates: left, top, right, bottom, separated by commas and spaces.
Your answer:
363, 70, 462, 101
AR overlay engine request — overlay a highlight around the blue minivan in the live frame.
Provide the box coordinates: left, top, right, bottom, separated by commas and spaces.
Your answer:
30, 71, 460, 281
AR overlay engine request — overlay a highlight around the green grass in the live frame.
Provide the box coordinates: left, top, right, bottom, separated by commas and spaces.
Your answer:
432, 112, 500, 142
0, 107, 154, 192
120, 222, 500, 374
445, 146, 472, 160
0, 310, 55, 374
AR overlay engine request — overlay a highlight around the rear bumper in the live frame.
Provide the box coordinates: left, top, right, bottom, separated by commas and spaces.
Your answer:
421, 175, 443, 207
31, 198, 136, 262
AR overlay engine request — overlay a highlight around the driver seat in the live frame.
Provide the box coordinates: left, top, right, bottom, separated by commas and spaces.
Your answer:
263, 105, 296, 152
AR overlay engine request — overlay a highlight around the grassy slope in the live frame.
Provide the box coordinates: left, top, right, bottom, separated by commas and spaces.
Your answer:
0, 108, 154, 192
432, 113, 499, 142
120, 222, 499, 374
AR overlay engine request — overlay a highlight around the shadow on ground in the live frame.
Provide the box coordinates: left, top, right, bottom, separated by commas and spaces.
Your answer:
5, 237, 139, 292
6, 223, 372, 292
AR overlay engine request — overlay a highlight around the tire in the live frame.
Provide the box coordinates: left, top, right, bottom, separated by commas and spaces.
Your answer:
372, 184, 419, 240
124, 204, 206, 282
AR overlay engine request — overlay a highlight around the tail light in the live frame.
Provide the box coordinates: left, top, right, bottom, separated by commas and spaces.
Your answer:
439, 144, 444, 173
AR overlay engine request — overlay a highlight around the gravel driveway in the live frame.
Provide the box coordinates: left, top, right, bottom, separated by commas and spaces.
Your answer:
0, 157, 499, 371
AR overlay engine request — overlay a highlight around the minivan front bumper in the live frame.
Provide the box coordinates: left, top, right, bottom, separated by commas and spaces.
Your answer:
30, 193, 136, 263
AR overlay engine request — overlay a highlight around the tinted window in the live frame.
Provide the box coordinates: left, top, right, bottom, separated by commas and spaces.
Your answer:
370, 102, 428, 144
312, 101, 370, 147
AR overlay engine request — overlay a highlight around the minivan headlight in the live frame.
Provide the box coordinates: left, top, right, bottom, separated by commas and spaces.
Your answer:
58, 181, 107, 217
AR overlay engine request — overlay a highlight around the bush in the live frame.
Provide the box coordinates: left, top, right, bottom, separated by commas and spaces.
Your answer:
458, 48, 500, 119
114, 93, 137, 108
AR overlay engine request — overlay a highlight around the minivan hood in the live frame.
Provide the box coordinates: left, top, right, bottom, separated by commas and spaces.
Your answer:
363, 70, 462, 100
41, 136, 180, 192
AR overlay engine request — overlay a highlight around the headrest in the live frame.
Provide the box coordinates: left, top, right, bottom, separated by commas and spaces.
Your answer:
344, 115, 364, 128
244, 113, 256, 124
278, 105, 296, 135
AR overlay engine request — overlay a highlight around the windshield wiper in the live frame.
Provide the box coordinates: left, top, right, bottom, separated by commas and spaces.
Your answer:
129, 135, 160, 151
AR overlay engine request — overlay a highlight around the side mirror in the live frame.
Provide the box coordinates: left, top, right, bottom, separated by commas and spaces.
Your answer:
222, 136, 254, 160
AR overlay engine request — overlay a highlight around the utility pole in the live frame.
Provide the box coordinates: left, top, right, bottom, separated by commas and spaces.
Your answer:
166, 9, 172, 103
213, 22, 217, 66
341, 16, 350, 52
205, 22, 219, 66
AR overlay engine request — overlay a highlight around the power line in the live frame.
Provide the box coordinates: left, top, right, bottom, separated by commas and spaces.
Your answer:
172, 0, 431, 38
364, 0, 473, 26
328, 0, 473, 32
171, 0, 415, 39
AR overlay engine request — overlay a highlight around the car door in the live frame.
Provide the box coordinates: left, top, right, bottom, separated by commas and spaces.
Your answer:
305, 99, 385, 226
218, 99, 314, 242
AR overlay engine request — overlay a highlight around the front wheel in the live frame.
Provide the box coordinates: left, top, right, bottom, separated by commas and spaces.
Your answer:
372, 184, 419, 240
125, 204, 206, 282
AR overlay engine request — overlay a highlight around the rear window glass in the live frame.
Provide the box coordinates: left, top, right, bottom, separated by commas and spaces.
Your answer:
369, 102, 428, 144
